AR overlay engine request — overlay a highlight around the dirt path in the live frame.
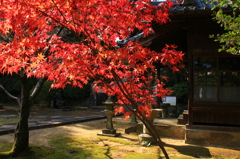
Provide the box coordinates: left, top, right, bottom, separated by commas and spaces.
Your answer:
0, 104, 103, 117
0, 117, 188, 155
1, 105, 240, 158
1, 117, 240, 158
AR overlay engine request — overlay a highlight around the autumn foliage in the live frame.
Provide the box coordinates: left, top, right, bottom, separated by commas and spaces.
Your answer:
0, 1, 184, 157
0, 0, 183, 117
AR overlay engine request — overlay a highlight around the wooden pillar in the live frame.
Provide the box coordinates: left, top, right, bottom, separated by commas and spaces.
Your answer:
187, 21, 194, 127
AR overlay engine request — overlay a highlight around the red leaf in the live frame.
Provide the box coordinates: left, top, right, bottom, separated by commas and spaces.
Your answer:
114, 106, 125, 116
123, 111, 132, 120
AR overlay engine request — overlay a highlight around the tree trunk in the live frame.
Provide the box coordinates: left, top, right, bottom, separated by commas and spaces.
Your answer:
10, 76, 30, 155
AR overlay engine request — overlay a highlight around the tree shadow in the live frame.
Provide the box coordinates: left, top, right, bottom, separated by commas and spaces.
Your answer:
103, 146, 113, 159
163, 142, 212, 158
118, 135, 139, 142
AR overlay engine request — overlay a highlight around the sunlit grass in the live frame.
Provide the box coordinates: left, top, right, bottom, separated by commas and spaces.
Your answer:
0, 143, 11, 152
125, 151, 160, 159
0, 135, 239, 158
49, 135, 111, 158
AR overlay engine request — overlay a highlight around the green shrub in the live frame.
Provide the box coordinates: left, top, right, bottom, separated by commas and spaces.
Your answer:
62, 84, 91, 99
170, 82, 188, 105
0, 75, 37, 103
32, 81, 54, 104
33, 82, 91, 106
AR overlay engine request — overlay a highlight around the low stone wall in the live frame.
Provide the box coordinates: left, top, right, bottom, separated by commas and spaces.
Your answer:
186, 128, 240, 147
137, 123, 185, 140
135, 121, 240, 148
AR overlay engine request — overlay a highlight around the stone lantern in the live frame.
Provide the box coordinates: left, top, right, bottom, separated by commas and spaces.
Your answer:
130, 109, 138, 124
160, 103, 170, 118
97, 97, 120, 137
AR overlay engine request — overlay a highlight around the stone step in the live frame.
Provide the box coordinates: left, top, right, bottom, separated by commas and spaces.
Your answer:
177, 110, 188, 125
183, 113, 188, 121
177, 118, 185, 125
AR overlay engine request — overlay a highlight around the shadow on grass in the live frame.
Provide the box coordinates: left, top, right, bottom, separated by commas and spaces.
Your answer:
0, 144, 76, 159
164, 142, 212, 158
104, 145, 113, 159
118, 135, 139, 142
0, 135, 115, 159
48, 135, 114, 159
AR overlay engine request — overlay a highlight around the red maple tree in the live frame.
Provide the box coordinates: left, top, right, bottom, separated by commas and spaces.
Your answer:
0, 0, 184, 158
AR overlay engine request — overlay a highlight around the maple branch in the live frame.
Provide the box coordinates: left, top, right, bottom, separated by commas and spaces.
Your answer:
0, 35, 10, 43
116, 88, 169, 158
0, 84, 21, 106
36, 8, 82, 44
24, 26, 64, 103
68, 9, 81, 37
51, 0, 68, 23
109, 69, 169, 158
43, 26, 64, 57
137, 110, 169, 158
29, 26, 65, 102
85, 63, 138, 110
36, 8, 68, 30
110, 69, 137, 108
30, 78, 46, 103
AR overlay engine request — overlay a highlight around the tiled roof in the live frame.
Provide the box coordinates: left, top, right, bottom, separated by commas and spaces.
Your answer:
151, 0, 217, 14
118, 33, 148, 46
118, 0, 218, 45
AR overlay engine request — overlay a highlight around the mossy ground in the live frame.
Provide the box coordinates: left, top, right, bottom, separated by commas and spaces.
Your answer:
0, 106, 240, 159
0, 134, 240, 159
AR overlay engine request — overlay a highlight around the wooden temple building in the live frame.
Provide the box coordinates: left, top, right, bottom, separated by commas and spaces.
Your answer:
133, 0, 240, 146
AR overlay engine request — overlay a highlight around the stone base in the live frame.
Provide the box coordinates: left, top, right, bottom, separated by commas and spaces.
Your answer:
97, 129, 120, 137
138, 133, 155, 143
97, 132, 121, 137
125, 125, 137, 134
137, 122, 185, 139
102, 129, 116, 134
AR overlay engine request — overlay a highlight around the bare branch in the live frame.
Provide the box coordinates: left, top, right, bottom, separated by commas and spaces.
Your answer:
30, 78, 46, 103
0, 35, 10, 43
0, 84, 21, 105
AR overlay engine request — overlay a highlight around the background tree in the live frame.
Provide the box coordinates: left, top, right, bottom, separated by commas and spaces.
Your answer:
0, 1, 184, 158
0, 2, 65, 155
211, 0, 240, 54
